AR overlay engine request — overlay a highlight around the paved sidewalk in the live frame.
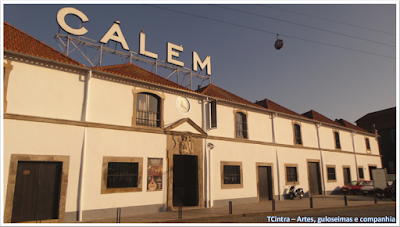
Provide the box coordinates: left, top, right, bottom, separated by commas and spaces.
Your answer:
79, 195, 395, 223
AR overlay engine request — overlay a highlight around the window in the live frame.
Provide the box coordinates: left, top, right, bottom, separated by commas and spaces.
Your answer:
293, 123, 302, 145
285, 165, 298, 185
210, 100, 217, 128
107, 162, 138, 188
358, 167, 364, 179
136, 93, 160, 127
327, 166, 336, 181
102, 157, 143, 194
221, 161, 243, 189
235, 112, 247, 139
365, 138, 371, 151
334, 131, 341, 149
223, 165, 241, 184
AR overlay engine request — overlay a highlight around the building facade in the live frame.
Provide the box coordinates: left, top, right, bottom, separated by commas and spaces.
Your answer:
3, 22, 382, 223
356, 107, 396, 175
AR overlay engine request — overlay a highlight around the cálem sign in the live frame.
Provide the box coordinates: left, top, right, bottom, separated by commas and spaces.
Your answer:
57, 7, 211, 75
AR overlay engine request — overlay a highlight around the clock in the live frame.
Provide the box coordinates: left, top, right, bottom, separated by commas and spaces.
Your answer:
176, 96, 191, 114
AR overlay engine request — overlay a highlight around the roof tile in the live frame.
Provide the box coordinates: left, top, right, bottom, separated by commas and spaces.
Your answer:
91, 63, 192, 92
302, 110, 343, 126
197, 84, 262, 108
256, 99, 308, 119
4, 22, 84, 66
336, 119, 370, 133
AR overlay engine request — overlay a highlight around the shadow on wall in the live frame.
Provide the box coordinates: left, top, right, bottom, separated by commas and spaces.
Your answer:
329, 186, 343, 195
282, 186, 342, 199
282, 186, 309, 199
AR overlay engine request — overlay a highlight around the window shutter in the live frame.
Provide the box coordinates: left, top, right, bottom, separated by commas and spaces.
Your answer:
211, 100, 217, 128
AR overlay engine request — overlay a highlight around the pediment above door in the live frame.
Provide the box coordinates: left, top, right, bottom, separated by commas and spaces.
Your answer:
164, 118, 207, 137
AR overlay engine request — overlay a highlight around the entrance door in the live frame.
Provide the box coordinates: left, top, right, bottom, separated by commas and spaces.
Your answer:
258, 166, 273, 201
308, 162, 322, 196
11, 161, 63, 223
369, 166, 377, 180
343, 167, 351, 185
173, 155, 198, 206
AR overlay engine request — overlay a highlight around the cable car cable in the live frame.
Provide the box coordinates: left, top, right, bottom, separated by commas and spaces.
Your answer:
261, 5, 395, 36
212, 5, 395, 47
146, 5, 395, 60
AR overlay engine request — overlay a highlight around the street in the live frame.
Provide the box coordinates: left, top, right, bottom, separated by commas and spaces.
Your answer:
180, 204, 396, 223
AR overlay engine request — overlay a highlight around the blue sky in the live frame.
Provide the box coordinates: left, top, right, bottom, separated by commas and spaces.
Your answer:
3, 2, 398, 123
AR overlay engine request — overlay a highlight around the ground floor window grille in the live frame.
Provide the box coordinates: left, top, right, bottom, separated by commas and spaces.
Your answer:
223, 165, 241, 184
286, 166, 298, 183
107, 162, 138, 188
358, 168, 364, 179
327, 167, 336, 180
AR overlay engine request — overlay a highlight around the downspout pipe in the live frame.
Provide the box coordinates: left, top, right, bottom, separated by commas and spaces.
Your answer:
78, 70, 91, 221
351, 131, 359, 180
271, 112, 281, 200
202, 97, 210, 207
316, 123, 326, 196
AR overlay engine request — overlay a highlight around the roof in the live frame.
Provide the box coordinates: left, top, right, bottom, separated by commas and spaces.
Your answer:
256, 98, 308, 119
335, 119, 370, 133
91, 63, 192, 92
355, 107, 396, 123
196, 83, 262, 108
3, 22, 84, 67
302, 110, 343, 127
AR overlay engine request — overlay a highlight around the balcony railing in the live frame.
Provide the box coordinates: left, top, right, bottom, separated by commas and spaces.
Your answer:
136, 110, 160, 127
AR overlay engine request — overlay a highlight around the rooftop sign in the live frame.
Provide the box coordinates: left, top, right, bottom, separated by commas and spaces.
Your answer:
57, 7, 211, 75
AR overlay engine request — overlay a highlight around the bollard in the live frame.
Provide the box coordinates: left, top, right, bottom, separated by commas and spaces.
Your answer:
310, 197, 313, 208
229, 201, 232, 214
344, 195, 348, 206
374, 193, 377, 204
272, 199, 275, 211
116, 208, 121, 223
178, 204, 182, 219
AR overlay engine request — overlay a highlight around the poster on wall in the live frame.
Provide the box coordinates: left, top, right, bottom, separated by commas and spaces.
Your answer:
147, 158, 163, 191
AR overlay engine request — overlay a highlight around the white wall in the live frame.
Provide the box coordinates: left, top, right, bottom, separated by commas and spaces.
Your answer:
274, 117, 294, 145
88, 77, 204, 128
207, 105, 235, 138
82, 128, 167, 211
319, 126, 335, 150
163, 93, 202, 128
369, 136, 380, 155
6, 61, 85, 121
87, 77, 133, 126
276, 147, 321, 195
301, 122, 319, 148
210, 140, 277, 201
338, 130, 353, 152
3, 119, 84, 212
247, 111, 273, 143
321, 151, 358, 192
353, 134, 374, 154
355, 155, 382, 180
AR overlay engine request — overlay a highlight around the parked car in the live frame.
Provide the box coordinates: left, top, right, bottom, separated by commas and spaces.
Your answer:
362, 181, 393, 196
361, 181, 375, 195
341, 180, 372, 195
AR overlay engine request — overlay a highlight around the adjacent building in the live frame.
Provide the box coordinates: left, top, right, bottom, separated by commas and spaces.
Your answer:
3, 22, 382, 223
356, 107, 396, 175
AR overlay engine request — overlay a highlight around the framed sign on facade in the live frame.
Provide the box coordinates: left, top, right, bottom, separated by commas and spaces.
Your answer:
147, 158, 163, 191
372, 168, 388, 189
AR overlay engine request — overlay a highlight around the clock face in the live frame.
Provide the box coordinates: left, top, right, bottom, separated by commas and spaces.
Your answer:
176, 96, 191, 114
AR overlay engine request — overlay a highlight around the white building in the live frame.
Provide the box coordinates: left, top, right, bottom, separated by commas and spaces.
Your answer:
3, 22, 381, 223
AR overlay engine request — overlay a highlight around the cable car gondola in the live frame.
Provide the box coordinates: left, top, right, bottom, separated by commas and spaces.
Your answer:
274, 34, 284, 50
